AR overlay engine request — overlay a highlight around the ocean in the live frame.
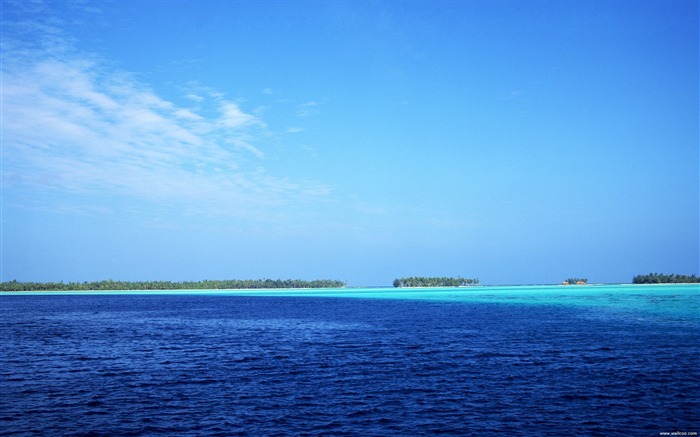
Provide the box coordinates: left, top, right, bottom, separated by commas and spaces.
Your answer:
1, 284, 698, 436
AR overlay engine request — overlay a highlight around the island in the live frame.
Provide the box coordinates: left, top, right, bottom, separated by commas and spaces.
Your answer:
562, 278, 588, 285
393, 276, 479, 287
632, 273, 699, 284
0, 279, 346, 292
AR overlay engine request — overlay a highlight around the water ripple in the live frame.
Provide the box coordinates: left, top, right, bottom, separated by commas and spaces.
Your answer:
1, 294, 698, 435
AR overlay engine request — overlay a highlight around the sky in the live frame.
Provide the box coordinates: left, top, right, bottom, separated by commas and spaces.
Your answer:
1, 0, 698, 286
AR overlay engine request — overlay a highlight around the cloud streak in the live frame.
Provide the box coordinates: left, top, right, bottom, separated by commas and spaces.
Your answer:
1, 11, 329, 222
296, 101, 320, 117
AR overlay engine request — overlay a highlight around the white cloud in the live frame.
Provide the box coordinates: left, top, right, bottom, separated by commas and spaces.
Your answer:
226, 139, 266, 159
286, 127, 305, 133
219, 101, 264, 129
185, 93, 204, 102
296, 101, 320, 117
174, 108, 203, 121
1, 18, 329, 221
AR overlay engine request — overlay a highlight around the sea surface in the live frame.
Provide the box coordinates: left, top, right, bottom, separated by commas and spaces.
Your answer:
1, 284, 698, 436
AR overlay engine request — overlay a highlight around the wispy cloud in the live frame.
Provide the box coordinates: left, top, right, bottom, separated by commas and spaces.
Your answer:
185, 92, 205, 103
1, 8, 329, 221
301, 145, 319, 157
219, 101, 264, 129
296, 101, 320, 117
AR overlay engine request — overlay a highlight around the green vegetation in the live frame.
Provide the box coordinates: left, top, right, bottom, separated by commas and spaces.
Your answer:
392, 276, 479, 288
563, 278, 588, 285
0, 279, 346, 292
632, 273, 699, 284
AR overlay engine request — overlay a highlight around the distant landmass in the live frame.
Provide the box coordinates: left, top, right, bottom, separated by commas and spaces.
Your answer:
632, 273, 699, 284
393, 277, 479, 288
562, 278, 588, 285
0, 279, 346, 292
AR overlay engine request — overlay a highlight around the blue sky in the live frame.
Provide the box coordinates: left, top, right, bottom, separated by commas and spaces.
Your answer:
1, 0, 698, 286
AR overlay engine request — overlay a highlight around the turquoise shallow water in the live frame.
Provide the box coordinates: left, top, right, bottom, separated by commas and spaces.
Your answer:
220, 283, 700, 322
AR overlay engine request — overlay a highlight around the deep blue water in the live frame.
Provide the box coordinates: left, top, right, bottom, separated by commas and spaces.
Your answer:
1, 288, 699, 436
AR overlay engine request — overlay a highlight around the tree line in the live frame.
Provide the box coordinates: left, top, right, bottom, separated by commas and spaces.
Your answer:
0, 279, 346, 292
563, 278, 588, 285
393, 276, 479, 288
632, 273, 699, 284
